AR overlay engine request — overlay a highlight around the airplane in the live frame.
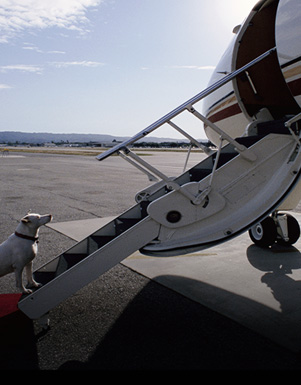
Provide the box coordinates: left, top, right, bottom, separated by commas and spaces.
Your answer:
18, 0, 301, 321
96, 0, 301, 255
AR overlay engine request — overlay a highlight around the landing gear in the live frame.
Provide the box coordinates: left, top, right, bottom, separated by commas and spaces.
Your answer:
249, 212, 300, 247
249, 216, 277, 247
276, 213, 300, 246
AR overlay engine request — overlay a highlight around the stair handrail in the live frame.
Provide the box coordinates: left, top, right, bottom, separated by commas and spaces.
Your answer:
285, 112, 301, 145
96, 48, 276, 162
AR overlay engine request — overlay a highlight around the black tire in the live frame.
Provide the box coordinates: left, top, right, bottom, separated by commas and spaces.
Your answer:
249, 217, 277, 247
277, 214, 300, 246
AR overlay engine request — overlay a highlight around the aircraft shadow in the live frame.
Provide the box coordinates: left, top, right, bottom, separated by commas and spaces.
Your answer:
247, 243, 301, 314
57, 260, 301, 370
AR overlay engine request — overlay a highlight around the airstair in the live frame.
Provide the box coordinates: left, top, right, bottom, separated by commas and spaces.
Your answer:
18, 48, 301, 321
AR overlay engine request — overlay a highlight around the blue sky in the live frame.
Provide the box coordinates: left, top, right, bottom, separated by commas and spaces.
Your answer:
0, 0, 257, 140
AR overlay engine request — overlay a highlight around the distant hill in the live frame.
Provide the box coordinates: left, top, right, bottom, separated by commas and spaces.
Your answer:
0, 131, 190, 145
0, 131, 128, 144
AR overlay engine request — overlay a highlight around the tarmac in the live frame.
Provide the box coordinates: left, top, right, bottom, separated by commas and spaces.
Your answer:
1, 149, 301, 370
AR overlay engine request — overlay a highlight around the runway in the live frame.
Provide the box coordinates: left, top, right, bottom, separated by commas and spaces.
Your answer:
1, 149, 301, 370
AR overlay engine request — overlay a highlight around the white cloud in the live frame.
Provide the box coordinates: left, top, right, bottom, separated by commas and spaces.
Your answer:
47, 51, 66, 55
21, 42, 66, 54
22, 45, 43, 53
49, 60, 104, 68
0, 84, 12, 89
0, 0, 103, 43
171, 65, 215, 71
0, 61, 104, 75
0, 64, 43, 74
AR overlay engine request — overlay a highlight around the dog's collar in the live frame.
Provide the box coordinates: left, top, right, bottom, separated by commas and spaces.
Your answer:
15, 232, 39, 243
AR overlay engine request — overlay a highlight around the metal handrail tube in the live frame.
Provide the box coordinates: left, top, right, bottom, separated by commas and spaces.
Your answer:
167, 120, 211, 154
188, 106, 257, 162
96, 48, 276, 161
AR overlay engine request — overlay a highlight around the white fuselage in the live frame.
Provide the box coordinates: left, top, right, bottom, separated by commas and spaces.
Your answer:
202, 0, 301, 210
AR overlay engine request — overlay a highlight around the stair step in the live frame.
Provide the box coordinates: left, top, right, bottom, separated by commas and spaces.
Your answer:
189, 168, 211, 182
33, 271, 56, 286
89, 235, 116, 253
257, 118, 289, 136
189, 137, 261, 183
215, 152, 238, 168
235, 136, 262, 147
139, 201, 150, 217
115, 217, 141, 234
55, 253, 88, 277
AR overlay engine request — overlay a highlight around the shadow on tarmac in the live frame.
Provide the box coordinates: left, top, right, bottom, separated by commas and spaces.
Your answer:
2, 245, 301, 370
0, 310, 39, 370
56, 278, 301, 370
247, 244, 301, 314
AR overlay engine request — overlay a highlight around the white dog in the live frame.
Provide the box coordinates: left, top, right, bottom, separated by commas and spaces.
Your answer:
0, 213, 52, 293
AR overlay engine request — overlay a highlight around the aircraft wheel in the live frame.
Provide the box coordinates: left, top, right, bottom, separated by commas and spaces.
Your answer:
277, 214, 300, 246
249, 217, 277, 247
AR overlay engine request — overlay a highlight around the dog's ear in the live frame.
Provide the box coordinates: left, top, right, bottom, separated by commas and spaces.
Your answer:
22, 210, 32, 223
21, 216, 29, 223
